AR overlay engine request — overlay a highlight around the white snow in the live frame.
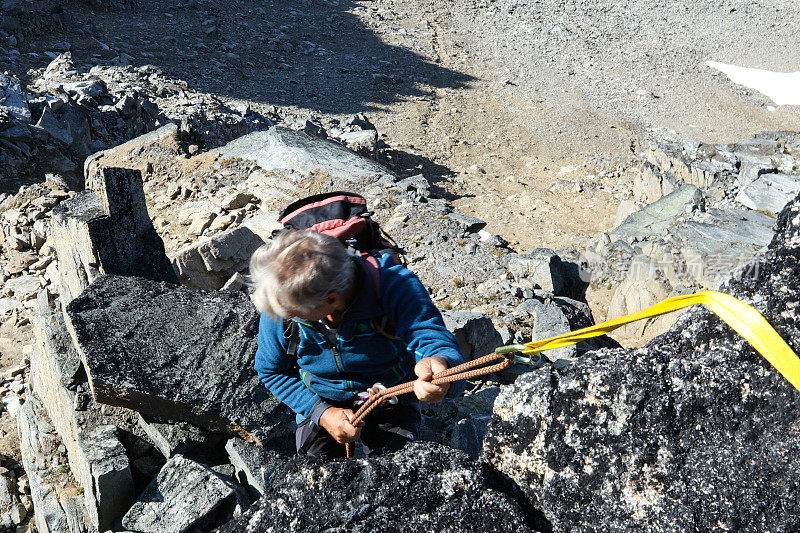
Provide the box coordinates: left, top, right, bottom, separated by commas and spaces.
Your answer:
706, 61, 800, 106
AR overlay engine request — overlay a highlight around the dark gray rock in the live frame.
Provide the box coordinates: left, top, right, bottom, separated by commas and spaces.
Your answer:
121, 454, 237, 533
65, 275, 291, 443
61, 79, 108, 100
51, 167, 177, 304
483, 194, 800, 531
514, 299, 576, 366
34, 106, 74, 145
89, 167, 177, 282
441, 310, 503, 361
0, 73, 30, 123
217, 442, 544, 532
76, 425, 135, 530
138, 414, 224, 458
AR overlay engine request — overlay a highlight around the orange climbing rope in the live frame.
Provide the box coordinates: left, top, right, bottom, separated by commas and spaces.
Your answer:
344, 352, 521, 458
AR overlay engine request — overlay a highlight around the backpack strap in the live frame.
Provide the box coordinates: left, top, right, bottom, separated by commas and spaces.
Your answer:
359, 253, 401, 341
361, 253, 381, 298
283, 318, 301, 359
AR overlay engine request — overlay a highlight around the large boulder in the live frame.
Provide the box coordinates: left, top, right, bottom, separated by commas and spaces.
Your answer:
214, 127, 396, 191
122, 455, 237, 533
217, 442, 545, 532
51, 166, 177, 305
64, 275, 290, 444
735, 173, 800, 217
611, 184, 702, 242
669, 207, 773, 288
482, 194, 800, 531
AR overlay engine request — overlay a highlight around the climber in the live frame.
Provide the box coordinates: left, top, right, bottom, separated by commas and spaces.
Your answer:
248, 229, 466, 459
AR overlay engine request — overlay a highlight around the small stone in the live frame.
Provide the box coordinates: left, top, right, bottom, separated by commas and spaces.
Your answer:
2, 395, 21, 418
207, 213, 235, 233
447, 212, 487, 233
2, 365, 24, 379
212, 191, 256, 211
5, 275, 40, 300
187, 211, 217, 235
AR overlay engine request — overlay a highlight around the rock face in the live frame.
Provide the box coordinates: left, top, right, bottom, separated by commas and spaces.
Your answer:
51, 166, 177, 304
218, 442, 544, 533
17, 391, 90, 533
30, 296, 136, 531
122, 454, 237, 533
483, 194, 800, 531
64, 275, 289, 443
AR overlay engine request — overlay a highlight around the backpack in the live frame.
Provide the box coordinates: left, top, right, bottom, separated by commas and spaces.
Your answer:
277, 191, 403, 358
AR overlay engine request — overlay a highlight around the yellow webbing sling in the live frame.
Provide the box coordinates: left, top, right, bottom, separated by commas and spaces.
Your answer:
497, 291, 800, 392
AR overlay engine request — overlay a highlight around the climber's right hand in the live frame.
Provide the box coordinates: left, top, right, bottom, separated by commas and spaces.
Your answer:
319, 406, 364, 444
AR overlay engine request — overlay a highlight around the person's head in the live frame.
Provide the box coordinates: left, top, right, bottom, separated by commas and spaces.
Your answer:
248, 229, 355, 320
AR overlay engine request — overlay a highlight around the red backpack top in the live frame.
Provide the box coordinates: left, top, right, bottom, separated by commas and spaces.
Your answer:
277, 191, 403, 346
278, 191, 403, 296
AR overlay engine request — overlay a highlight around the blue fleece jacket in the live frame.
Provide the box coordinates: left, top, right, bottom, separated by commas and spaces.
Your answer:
255, 254, 466, 424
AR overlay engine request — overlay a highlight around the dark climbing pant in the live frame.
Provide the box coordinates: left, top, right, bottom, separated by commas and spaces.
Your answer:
296, 397, 421, 459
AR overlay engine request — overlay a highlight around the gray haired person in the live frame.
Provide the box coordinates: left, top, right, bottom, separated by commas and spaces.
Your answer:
249, 230, 466, 458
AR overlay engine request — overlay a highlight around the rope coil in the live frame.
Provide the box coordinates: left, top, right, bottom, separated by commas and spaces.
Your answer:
344, 353, 514, 457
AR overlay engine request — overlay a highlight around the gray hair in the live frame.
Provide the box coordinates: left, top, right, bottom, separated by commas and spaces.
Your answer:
248, 230, 355, 318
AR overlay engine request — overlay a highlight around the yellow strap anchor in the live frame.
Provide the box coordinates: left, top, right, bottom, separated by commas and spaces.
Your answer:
496, 290, 800, 393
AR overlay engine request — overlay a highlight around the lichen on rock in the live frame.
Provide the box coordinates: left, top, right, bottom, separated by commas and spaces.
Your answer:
482, 194, 800, 531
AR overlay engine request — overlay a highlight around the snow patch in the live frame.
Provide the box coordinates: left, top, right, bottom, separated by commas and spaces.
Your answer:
706, 61, 800, 106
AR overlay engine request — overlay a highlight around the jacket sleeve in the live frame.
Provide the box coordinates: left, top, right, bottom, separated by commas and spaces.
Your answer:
254, 313, 331, 423
378, 258, 467, 397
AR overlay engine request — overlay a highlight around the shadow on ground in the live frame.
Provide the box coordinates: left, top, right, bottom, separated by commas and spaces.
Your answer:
5, 0, 473, 115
